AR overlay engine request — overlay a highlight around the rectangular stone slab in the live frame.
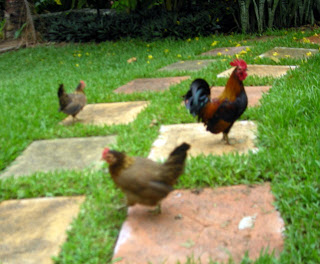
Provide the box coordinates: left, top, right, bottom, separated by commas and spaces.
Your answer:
158, 60, 216, 72
148, 121, 257, 161
0, 196, 85, 264
259, 47, 318, 59
305, 35, 320, 44
113, 183, 284, 264
61, 101, 149, 126
217, 64, 298, 79
1, 136, 116, 178
211, 86, 271, 107
114, 77, 190, 94
200, 46, 250, 56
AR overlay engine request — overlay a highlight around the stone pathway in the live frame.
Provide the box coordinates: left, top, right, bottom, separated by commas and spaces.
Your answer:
61, 101, 149, 126
211, 86, 271, 107
114, 77, 190, 94
0, 196, 85, 264
4, 40, 313, 263
200, 46, 250, 56
1, 136, 116, 178
148, 121, 257, 161
158, 59, 216, 72
259, 47, 318, 59
113, 183, 284, 264
218, 64, 298, 79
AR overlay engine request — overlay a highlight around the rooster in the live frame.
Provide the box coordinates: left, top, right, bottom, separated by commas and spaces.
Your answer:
58, 80, 87, 120
101, 143, 190, 214
184, 59, 248, 144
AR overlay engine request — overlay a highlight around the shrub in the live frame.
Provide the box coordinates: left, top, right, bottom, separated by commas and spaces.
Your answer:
35, 6, 220, 42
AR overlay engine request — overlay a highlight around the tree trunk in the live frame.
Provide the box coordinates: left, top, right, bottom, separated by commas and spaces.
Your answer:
4, 0, 25, 39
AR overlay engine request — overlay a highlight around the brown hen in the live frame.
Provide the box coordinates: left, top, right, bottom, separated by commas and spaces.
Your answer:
101, 142, 191, 214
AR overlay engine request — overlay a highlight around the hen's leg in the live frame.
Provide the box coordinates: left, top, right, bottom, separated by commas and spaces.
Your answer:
148, 204, 161, 215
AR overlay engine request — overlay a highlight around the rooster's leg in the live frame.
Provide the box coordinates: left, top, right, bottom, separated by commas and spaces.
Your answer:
222, 133, 230, 145
148, 204, 161, 215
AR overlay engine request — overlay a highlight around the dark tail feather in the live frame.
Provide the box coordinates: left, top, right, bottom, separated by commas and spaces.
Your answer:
168, 142, 190, 162
183, 79, 211, 117
162, 142, 191, 185
57, 84, 68, 111
57, 84, 65, 98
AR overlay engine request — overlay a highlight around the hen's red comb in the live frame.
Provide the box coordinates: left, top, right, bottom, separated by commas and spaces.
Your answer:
230, 59, 247, 69
101, 147, 110, 159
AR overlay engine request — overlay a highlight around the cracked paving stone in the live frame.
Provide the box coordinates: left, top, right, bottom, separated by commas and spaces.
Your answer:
112, 183, 284, 264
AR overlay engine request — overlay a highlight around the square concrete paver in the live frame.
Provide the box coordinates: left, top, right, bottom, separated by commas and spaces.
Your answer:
158, 60, 216, 72
305, 35, 320, 44
217, 64, 298, 79
210, 86, 271, 107
1, 136, 116, 178
148, 121, 257, 161
259, 47, 318, 59
113, 183, 284, 264
200, 46, 250, 56
61, 101, 149, 126
0, 196, 85, 264
114, 77, 190, 94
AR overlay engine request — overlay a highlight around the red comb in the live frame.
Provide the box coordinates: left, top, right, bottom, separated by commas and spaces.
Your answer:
101, 147, 110, 159
230, 59, 247, 69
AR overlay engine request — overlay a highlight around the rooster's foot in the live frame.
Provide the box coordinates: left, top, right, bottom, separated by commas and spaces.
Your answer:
222, 133, 231, 145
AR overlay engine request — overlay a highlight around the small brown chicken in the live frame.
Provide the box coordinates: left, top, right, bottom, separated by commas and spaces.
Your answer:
101, 142, 191, 214
57, 80, 87, 120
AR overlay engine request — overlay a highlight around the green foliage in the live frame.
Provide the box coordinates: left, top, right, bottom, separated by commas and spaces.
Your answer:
111, 0, 158, 12
235, 0, 320, 33
36, 6, 219, 42
0, 19, 5, 39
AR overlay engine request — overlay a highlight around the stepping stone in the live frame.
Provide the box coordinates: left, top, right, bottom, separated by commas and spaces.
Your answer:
0, 136, 116, 178
259, 47, 318, 60
113, 183, 284, 264
158, 60, 216, 72
217, 64, 298, 79
200, 46, 250, 56
114, 77, 190, 94
148, 121, 257, 161
305, 35, 320, 44
210, 86, 271, 107
61, 101, 149, 126
0, 196, 85, 264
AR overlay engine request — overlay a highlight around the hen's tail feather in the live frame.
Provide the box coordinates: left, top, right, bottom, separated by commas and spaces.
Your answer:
162, 142, 191, 185
58, 84, 69, 111
184, 79, 210, 117
58, 84, 65, 98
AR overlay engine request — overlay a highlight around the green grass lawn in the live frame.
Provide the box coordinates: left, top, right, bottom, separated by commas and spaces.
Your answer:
1, 29, 320, 263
